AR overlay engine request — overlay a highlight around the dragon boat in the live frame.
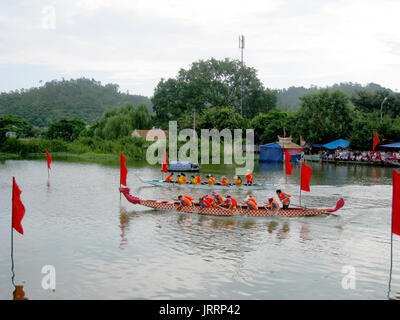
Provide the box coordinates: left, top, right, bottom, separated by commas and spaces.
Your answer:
119, 187, 344, 217
136, 176, 277, 191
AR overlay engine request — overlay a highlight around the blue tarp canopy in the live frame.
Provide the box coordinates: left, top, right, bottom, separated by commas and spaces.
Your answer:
321, 139, 350, 150
259, 143, 282, 162
381, 142, 400, 148
169, 161, 192, 170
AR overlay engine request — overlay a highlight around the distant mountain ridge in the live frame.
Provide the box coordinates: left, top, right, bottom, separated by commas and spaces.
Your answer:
276, 82, 393, 111
0, 78, 152, 127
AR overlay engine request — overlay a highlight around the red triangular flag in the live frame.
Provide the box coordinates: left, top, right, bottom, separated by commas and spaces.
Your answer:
300, 163, 312, 192
162, 151, 168, 173
12, 177, 26, 235
120, 153, 127, 186
284, 150, 292, 175
392, 169, 400, 236
372, 132, 380, 151
46, 151, 52, 169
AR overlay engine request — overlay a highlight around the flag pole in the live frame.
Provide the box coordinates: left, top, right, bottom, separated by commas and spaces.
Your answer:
299, 167, 302, 206
388, 229, 393, 299
11, 178, 15, 287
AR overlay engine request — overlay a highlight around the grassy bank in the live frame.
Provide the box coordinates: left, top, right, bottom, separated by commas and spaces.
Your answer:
0, 137, 260, 166
0, 136, 149, 160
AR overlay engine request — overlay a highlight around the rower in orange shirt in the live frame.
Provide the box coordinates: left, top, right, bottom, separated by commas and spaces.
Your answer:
211, 191, 224, 207
221, 176, 230, 186
207, 174, 216, 185
246, 196, 258, 210
233, 176, 243, 186
164, 173, 174, 183
179, 173, 187, 184
195, 174, 201, 184
276, 189, 291, 209
245, 170, 254, 185
177, 195, 193, 207
267, 197, 280, 210
225, 195, 238, 209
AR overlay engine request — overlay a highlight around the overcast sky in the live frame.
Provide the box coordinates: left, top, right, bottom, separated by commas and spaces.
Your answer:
1, 0, 399, 97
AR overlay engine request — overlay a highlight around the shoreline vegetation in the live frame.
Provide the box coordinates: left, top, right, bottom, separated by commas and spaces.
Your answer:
1, 61, 400, 167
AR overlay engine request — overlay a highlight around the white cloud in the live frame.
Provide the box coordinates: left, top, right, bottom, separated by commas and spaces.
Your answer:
0, 0, 399, 95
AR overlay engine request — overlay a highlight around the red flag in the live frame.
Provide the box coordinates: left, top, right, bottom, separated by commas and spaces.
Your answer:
372, 132, 380, 151
12, 177, 25, 235
284, 150, 292, 175
162, 151, 168, 173
120, 153, 127, 186
392, 169, 400, 236
301, 163, 312, 192
46, 151, 52, 169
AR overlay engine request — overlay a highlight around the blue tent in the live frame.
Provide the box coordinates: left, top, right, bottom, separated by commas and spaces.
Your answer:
259, 143, 282, 162
381, 142, 400, 148
321, 139, 350, 150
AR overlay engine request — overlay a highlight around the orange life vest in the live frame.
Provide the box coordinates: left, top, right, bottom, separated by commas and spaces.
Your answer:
196, 175, 201, 184
165, 175, 174, 182
245, 173, 253, 184
203, 196, 213, 203
247, 199, 258, 210
278, 192, 291, 204
200, 199, 212, 208
221, 178, 230, 186
180, 196, 192, 206
180, 176, 187, 184
269, 199, 280, 210
213, 193, 224, 206
208, 177, 216, 185
225, 197, 238, 208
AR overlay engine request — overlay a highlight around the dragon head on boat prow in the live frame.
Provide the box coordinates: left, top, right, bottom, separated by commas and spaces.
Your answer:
327, 198, 345, 213
119, 187, 141, 204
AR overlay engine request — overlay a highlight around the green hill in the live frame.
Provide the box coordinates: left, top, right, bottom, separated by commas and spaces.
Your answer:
276, 82, 393, 111
0, 78, 152, 127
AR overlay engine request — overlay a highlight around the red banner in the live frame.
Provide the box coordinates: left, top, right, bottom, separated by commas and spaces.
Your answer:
120, 153, 127, 186
12, 177, 25, 235
284, 150, 292, 175
162, 151, 168, 173
46, 151, 52, 169
372, 132, 380, 151
301, 163, 312, 192
392, 169, 400, 236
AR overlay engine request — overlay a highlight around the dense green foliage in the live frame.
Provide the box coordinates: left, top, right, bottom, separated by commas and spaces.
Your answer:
45, 118, 86, 141
91, 103, 152, 140
152, 58, 277, 127
0, 78, 152, 127
0, 115, 36, 144
276, 82, 399, 112
293, 89, 354, 145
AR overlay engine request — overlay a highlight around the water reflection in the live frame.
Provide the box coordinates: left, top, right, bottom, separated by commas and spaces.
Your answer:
299, 224, 312, 242
119, 208, 130, 249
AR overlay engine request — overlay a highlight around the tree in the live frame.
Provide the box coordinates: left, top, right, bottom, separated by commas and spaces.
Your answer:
294, 89, 354, 144
93, 103, 152, 140
0, 115, 34, 144
45, 118, 86, 141
351, 88, 400, 117
197, 107, 245, 131
250, 110, 290, 144
151, 58, 277, 127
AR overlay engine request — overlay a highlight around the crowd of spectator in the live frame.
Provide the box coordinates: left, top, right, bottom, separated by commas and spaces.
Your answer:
318, 149, 400, 163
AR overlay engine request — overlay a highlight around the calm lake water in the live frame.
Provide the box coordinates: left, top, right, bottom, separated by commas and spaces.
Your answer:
1, 159, 400, 300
